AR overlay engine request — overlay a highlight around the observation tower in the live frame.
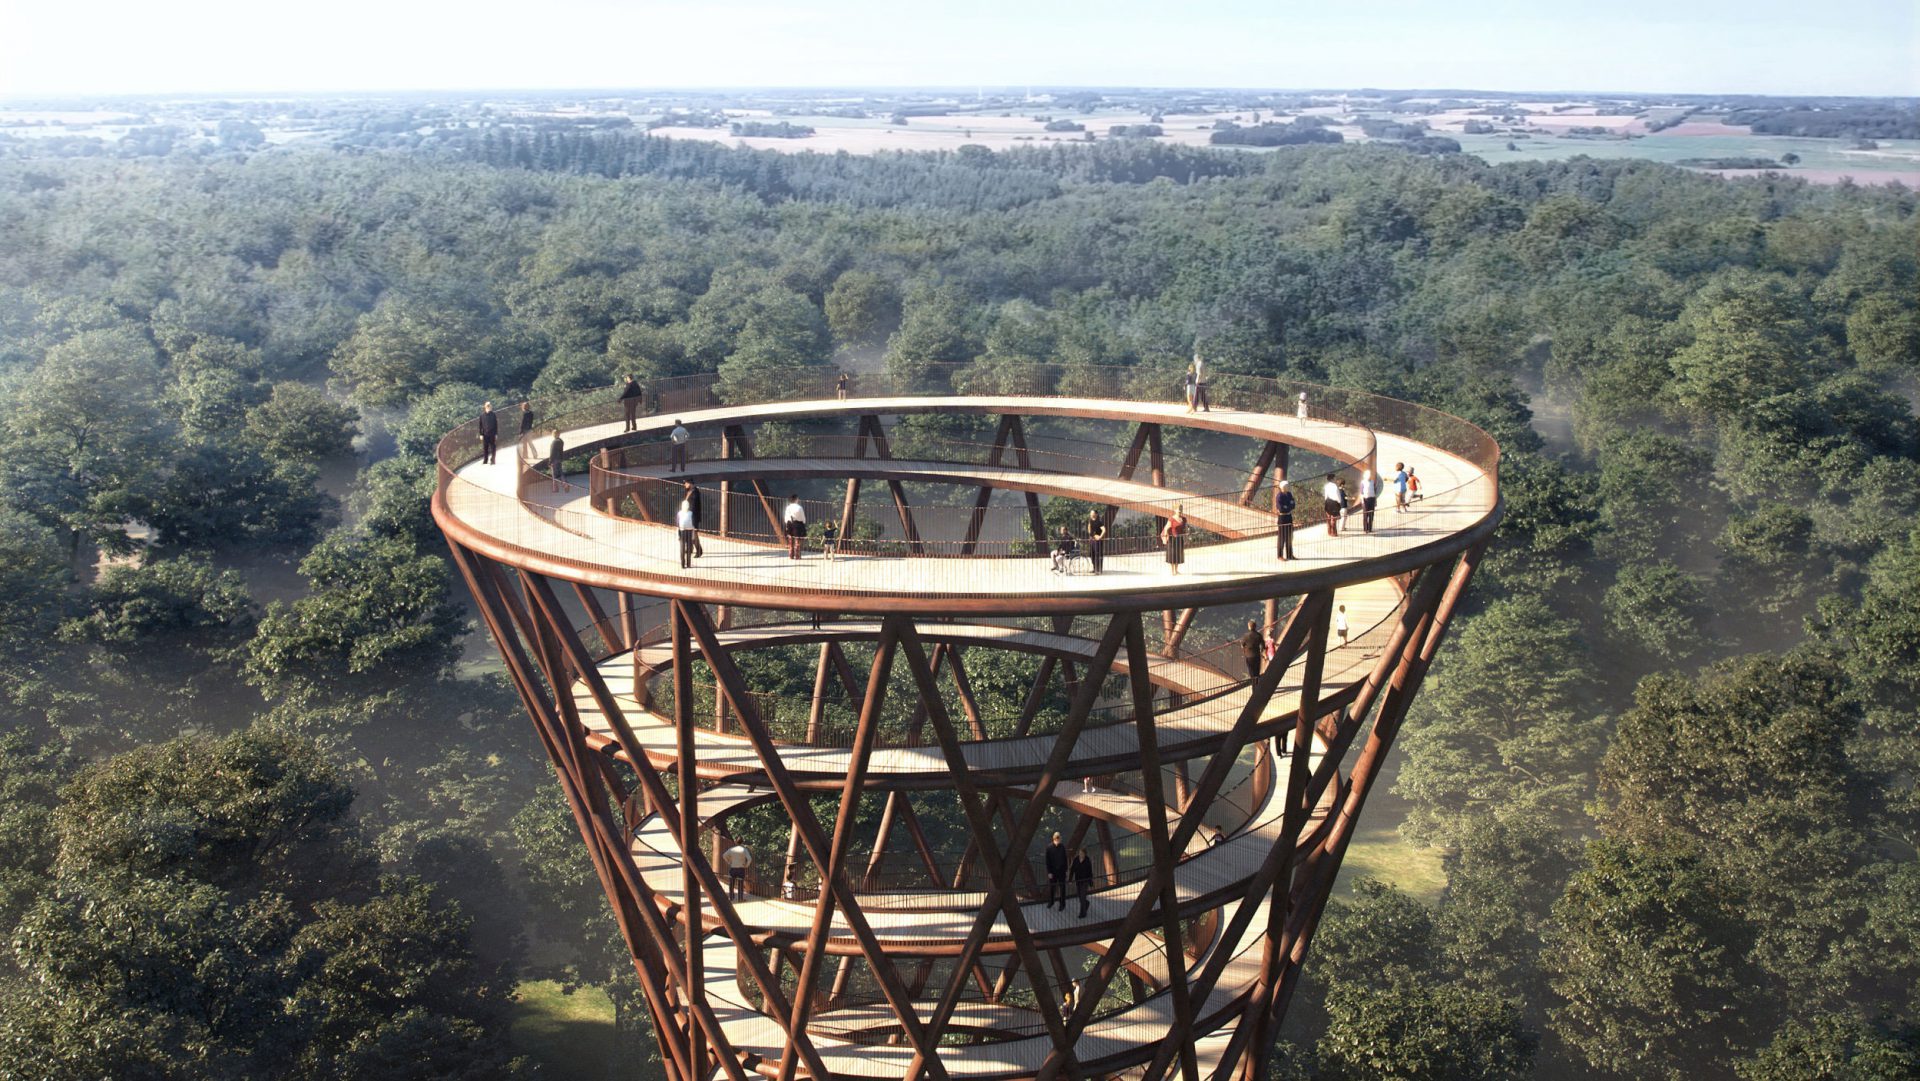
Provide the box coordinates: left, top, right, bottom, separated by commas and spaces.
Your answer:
432, 365, 1501, 1081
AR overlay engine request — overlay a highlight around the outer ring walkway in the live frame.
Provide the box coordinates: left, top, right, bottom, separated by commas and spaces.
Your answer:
435, 394, 1499, 615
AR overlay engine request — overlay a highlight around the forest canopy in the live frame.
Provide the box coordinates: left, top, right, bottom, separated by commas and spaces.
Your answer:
0, 129, 1914, 1079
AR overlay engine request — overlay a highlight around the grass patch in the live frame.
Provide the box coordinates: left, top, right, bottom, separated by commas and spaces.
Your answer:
1330, 738, 1448, 903
1334, 824, 1448, 903
512, 980, 616, 1079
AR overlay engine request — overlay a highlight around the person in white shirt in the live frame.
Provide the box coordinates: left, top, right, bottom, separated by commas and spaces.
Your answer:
1296, 391, 1309, 424
1334, 605, 1349, 648
669, 420, 690, 472
1359, 469, 1379, 534
1190, 350, 1210, 412
1322, 473, 1342, 537
721, 843, 752, 899
782, 495, 807, 559
675, 504, 696, 568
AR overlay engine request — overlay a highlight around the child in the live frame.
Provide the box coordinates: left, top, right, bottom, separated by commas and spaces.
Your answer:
822, 519, 839, 561
1335, 605, 1349, 648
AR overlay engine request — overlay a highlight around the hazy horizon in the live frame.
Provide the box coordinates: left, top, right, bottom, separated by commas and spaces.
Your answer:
3, 0, 1915, 100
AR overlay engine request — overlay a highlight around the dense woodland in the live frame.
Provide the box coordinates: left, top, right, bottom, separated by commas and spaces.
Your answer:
0, 131, 1916, 1080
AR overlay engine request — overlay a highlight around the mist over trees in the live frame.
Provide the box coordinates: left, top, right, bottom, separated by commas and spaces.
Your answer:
0, 125, 1914, 1078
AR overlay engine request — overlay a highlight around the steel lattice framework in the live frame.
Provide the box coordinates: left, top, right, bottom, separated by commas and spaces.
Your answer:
432, 366, 1500, 1081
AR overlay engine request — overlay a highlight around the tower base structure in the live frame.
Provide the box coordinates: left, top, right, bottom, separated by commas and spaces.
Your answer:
434, 365, 1500, 1081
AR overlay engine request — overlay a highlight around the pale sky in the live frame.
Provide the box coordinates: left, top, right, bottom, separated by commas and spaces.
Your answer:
1, 0, 1914, 99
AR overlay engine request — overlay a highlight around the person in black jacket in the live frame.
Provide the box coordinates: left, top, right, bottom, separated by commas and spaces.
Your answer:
1070, 849, 1095, 918
518, 400, 535, 436
1275, 479, 1296, 560
478, 401, 499, 464
1043, 832, 1069, 910
680, 480, 704, 559
619, 376, 644, 431
1241, 620, 1264, 680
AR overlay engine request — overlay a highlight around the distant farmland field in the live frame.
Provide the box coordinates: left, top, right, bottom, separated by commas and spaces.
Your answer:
647, 107, 1920, 187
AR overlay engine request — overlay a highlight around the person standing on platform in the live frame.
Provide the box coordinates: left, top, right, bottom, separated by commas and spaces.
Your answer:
518, 400, 535, 438
782, 494, 807, 559
1071, 849, 1095, 918
721, 842, 752, 900
669, 419, 690, 472
1322, 473, 1341, 537
1241, 620, 1264, 679
1182, 365, 1197, 412
1393, 461, 1409, 513
1335, 605, 1349, 649
1296, 391, 1309, 424
821, 519, 839, 560
1161, 506, 1188, 575
1275, 479, 1296, 560
1338, 476, 1352, 531
1086, 510, 1107, 574
1044, 832, 1069, 910
1408, 465, 1423, 503
675, 503, 697, 568
619, 376, 644, 431
1191, 349, 1211, 412
836, 371, 849, 400
548, 431, 568, 493
478, 401, 499, 464
1359, 469, 1379, 533
680, 480, 704, 559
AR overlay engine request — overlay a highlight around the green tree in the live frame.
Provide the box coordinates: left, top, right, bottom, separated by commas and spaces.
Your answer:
280, 881, 522, 1079
1593, 429, 1714, 563
1319, 979, 1535, 1081
1596, 655, 1876, 1003
0, 728, 524, 1080
0, 734, 69, 931
1811, 527, 1920, 849
392, 382, 495, 460
1666, 273, 1818, 422
243, 383, 360, 461
1845, 293, 1920, 372
1305, 881, 1536, 1080
244, 533, 466, 700
0, 326, 173, 562
144, 442, 326, 549
171, 366, 263, 440
60, 555, 252, 649
1437, 814, 1581, 1009
1544, 841, 1764, 1080
1738, 1013, 1920, 1081
1396, 595, 1605, 845
1716, 502, 1818, 620
332, 298, 536, 408
1601, 561, 1712, 662
0, 508, 70, 658
824, 270, 901, 349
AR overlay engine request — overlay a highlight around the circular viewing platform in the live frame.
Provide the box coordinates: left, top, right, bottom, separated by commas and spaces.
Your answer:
431, 365, 1501, 617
